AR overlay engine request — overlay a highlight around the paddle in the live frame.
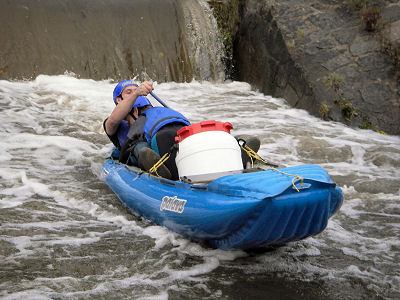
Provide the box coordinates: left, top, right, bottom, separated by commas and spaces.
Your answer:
149, 91, 170, 108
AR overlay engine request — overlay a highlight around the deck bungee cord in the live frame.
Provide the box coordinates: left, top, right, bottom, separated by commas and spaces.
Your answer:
149, 151, 172, 177
141, 88, 306, 192
147, 137, 305, 194
239, 142, 304, 192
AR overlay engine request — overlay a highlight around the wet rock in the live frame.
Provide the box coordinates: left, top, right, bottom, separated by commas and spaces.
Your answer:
358, 54, 391, 72
381, 4, 400, 22
384, 20, 400, 46
333, 29, 358, 45
361, 83, 392, 106
350, 36, 380, 56
232, 0, 400, 134
323, 54, 353, 71
308, 11, 345, 28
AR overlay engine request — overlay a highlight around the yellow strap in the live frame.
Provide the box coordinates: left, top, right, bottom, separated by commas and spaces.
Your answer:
241, 145, 269, 167
149, 145, 304, 190
149, 152, 170, 177
240, 145, 304, 192
270, 168, 304, 193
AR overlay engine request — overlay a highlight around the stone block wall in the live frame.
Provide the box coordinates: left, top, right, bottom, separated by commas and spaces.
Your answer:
220, 0, 400, 134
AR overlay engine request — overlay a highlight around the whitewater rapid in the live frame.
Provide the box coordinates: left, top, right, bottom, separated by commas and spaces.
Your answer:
0, 75, 399, 299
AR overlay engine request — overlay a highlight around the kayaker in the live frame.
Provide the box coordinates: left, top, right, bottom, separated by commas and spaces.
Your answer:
104, 80, 190, 180
104, 80, 260, 179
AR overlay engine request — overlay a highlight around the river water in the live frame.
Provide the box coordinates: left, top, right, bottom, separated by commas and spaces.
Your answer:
0, 75, 399, 299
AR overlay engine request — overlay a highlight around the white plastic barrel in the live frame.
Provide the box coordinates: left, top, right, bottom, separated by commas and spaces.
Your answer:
175, 121, 243, 180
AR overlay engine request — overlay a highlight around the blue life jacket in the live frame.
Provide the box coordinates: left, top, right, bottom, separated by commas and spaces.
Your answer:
142, 107, 190, 142
117, 120, 130, 149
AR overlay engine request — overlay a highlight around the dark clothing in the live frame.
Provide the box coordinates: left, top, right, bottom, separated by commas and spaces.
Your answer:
120, 107, 189, 166
103, 118, 141, 165
104, 107, 189, 150
103, 118, 121, 149
104, 107, 190, 180
151, 123, 185, 180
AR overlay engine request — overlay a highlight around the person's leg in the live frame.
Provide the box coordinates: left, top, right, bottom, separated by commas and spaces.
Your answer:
132, 141, 150, 161
121, 141, 146, 167
131, 141, 171, 179
153, 124, 184, 180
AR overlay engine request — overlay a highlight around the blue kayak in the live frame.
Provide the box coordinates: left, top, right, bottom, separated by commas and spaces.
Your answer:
102, 159, 343, 250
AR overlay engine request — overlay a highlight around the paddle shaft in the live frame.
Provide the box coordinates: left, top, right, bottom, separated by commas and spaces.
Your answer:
150, 91, 169, 108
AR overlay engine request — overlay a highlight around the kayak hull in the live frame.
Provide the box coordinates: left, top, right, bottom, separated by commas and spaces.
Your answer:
102, 159, 343, 250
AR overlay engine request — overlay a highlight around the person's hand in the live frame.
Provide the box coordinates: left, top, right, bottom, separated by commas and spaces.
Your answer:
135, 81, 153, 96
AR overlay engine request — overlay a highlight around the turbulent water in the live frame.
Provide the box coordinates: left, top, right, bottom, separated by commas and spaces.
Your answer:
0, 75, 399, 299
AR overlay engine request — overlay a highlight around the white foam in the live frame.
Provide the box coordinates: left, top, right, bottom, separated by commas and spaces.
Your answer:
341, 247, 367, 260
137, 292, 169, 300
0, 290, 52, 300
0, 169, 55, 208
1, 75, 400, 298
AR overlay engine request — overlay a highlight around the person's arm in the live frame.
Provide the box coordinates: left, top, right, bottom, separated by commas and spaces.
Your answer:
105, 81, 153, 135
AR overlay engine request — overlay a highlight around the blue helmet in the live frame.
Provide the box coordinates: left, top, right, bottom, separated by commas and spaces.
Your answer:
133, 96, 152, 108
112, 80, 138, 103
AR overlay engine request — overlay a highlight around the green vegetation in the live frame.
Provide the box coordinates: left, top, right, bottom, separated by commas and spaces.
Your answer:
361, 6, 381, 31
323, 73, 344, 93
287, 39, 296, 50
334, 98, 358, 121
347, 0, 372, 10
0, 66, 8, 76
286, 29, 305, 51
319, 102, 331, 120
362, 123, 387, 134
346, 0, 384, 11
346, 1, 383, 32
323, 72, 359, 122
359, 116, 375, 130
296, 29, 305, 40
359, 116, 386, 134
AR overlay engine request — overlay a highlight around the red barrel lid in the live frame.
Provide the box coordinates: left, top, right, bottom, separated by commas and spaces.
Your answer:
175, 120, 233, 143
